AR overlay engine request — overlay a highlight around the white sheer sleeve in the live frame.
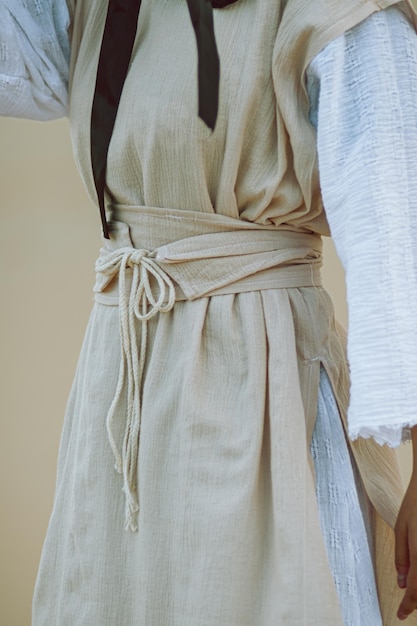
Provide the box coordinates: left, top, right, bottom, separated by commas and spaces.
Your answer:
0, 0, 70, 120
307, 5, 417, 447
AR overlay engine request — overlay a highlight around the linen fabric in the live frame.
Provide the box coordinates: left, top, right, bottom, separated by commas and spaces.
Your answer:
1, 0, 417, 624
93, 209, 325, 533
33, 207, 360, 625
31, 1, 417, 624
2, 1, 417, 446
312, 366, 383, 626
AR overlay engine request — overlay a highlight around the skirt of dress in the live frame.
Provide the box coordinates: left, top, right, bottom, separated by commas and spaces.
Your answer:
32, 286, 382, 626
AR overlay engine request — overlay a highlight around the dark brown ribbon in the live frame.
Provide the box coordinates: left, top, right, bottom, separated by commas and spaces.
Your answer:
91, 0, 239, 239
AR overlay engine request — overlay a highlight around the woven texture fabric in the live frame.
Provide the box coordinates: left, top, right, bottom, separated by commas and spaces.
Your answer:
0, 0, 69, 119
312, 366, 383, 626
2, 2, 417, 448
1, 2, 416, 625
307, 6, 417, 445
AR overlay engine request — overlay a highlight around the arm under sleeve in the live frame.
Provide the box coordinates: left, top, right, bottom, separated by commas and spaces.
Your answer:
307, 5, 417, 447
0, 0, 70, 120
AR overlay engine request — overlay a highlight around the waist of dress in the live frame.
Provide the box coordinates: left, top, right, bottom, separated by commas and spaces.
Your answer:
93, 204, 324, 533
94, 204, 323, 305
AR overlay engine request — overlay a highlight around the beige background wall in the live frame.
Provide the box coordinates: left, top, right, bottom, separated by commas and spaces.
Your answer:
0, 117, 413, 625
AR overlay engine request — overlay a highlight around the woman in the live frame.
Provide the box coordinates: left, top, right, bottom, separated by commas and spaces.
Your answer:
2, 0, 417, 623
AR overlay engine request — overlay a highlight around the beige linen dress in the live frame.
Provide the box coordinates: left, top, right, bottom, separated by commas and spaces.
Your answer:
32, 0, 417, 624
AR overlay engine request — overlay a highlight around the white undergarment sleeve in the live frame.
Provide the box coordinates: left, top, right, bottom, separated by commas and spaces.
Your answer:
0, 0, 70, 120
308, 6, 417, 446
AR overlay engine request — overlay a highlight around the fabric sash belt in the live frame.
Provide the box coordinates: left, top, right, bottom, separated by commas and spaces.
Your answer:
93, 205, 323, 531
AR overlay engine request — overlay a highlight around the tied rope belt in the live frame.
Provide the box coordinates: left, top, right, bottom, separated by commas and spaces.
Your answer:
95, 247, 176, 531
94, 220, 323, 531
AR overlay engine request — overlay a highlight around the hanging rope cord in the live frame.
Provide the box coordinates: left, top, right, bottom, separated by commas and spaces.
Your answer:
95, 248, 176, 531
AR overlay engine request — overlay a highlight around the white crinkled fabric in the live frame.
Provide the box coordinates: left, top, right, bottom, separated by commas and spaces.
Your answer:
307, 5, 417, 447
2, 3, 417, 446
1, 4, 416, 625
0, 0, 70, 119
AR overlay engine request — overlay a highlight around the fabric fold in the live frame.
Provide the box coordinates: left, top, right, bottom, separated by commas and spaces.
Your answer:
95, 206, 323, 301
93, 207, 323, 532
272, 0, 416, 225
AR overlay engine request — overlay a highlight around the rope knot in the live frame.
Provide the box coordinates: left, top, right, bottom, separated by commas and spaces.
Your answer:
126, 248, 150, 267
